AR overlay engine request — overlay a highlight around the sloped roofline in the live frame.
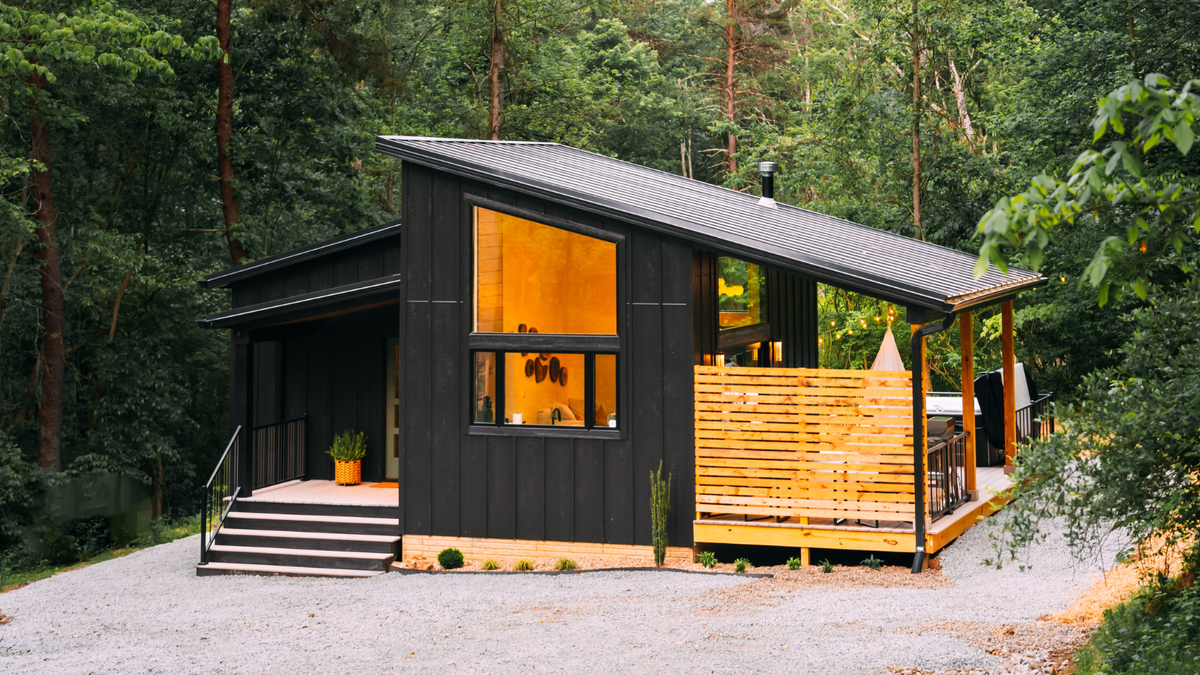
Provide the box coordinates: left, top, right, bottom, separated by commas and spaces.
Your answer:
199, 219, 402, 289
375, 136, 1044, 313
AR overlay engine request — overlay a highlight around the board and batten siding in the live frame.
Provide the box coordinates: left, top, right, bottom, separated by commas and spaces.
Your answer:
397, 162, 697, 548
230, 237, 402, 309
228, 230, 403, 485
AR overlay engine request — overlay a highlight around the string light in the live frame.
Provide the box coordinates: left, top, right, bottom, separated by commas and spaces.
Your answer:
848, 329, 853, 334
830, 320, 836, 326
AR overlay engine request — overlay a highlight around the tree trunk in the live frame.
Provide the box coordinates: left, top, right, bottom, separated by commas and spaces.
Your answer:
29, 70, 64, 472
216, 0, 246, 266
487, 0, 505, 141
910, 0, 922, 240
948, 60, 976, 153
724, 0, 738, 175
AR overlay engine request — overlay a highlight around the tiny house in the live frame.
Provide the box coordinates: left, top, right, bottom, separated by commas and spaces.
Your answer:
196, 138, 1047, 577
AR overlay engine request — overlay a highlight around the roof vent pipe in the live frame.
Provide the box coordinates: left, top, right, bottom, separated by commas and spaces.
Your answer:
758, 162, 779, 208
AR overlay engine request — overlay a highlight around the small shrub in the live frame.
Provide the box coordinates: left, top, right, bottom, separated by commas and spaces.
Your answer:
734, 557, 750, 573
482, 559, 499, 571
437, 547, 464, 570
698, 551, 717, 568
554, 557, 577, 571
786, 556, 802, 571
862, 555, 883, 571
820, 559, 834, 574
515, 559, 534, 571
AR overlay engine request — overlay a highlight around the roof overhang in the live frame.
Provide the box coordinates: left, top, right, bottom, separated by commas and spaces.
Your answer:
199, 220, 401, 289
198, 276, 402, 330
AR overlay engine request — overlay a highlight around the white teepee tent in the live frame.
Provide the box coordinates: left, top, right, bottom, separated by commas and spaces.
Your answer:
871, 324, 904, 371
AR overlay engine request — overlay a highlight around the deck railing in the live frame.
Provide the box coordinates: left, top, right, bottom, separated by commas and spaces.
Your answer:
200, 427, 241, 566
251, 415, 307, 490
694, 366, 917, 524
926, 432, 969, 517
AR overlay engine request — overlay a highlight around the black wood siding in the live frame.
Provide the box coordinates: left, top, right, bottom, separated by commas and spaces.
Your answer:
399, 163, 696, 547
230, 236, 402, 309
243, 308, 396, 484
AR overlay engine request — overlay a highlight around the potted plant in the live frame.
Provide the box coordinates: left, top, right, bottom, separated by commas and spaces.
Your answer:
329, 430, 367, 485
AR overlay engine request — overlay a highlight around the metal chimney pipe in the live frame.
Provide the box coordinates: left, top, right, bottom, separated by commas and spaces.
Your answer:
758, 162, 779, 207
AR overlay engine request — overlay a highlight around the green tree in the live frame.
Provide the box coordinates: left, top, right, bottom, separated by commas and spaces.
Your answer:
0, 2, 217, 471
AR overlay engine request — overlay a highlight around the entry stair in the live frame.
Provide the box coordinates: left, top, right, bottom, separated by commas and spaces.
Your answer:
195, 499, 400, 578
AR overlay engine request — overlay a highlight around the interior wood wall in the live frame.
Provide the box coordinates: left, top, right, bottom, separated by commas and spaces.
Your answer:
399, 162, 697, 548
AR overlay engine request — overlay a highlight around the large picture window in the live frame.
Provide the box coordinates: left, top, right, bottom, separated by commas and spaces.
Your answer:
475, 207, 617, 335
470, 203, 622, 436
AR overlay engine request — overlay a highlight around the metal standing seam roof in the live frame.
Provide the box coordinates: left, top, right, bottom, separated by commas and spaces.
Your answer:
375, 136, 1043, 312
199, 219, 402, 289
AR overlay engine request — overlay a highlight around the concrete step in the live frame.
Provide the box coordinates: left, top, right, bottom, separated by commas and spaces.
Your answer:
207, 544, 395, 571
215, 528, 400, 554
195, 561, 385, 578
223, 511, 399, 536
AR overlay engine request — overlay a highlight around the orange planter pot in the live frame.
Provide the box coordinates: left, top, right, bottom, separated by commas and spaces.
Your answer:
334, 460, 362, 486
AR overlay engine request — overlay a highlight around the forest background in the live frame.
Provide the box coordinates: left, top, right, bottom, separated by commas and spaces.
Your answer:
1, 0, 1196, 585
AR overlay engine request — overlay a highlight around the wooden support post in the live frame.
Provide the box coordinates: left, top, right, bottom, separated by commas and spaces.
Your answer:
961, 311, 977, 498
800, 516, 810, 566
1001, 301, 1017, 474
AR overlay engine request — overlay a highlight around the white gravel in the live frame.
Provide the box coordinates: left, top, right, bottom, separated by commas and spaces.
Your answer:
0, 515, 1118, 674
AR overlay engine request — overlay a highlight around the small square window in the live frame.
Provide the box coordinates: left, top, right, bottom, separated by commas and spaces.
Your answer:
472, 352, 497, 424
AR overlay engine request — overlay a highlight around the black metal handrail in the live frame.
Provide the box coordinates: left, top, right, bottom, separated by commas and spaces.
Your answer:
200, 427, 241, 566
251, 415, 306, 490
927, 432, 970, 519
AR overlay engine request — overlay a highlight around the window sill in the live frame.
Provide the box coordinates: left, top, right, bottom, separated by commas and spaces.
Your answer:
467, 424, 623, 440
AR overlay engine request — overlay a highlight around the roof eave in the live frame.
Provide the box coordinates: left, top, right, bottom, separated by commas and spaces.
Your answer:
198, 220, 402, 290
198, 275, 403, 329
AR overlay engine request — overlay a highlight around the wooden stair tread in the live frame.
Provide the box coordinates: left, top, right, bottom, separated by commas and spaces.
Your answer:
209, 544, 393, 560
226, 511, 399, 526
196, 562, 384, 577
218, 528, 400, 543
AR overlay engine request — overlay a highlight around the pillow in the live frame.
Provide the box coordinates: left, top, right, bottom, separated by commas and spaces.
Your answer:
554, 402, 577, 421
567, 398, 585, 420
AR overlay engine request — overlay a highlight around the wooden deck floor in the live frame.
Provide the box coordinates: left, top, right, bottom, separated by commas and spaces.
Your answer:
242, 480, 399, 508
694, 466, 1012, 555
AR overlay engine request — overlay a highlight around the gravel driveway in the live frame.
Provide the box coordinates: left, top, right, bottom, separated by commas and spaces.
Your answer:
0, 517, 1116, 675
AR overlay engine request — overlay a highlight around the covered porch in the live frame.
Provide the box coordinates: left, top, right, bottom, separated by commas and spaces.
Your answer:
692, 310, 1045, 570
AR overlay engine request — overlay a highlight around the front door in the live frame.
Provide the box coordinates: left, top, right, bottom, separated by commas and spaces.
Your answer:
385, 339, 400, 479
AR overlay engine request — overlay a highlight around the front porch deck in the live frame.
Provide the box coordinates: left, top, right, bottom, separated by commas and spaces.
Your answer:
242, 479, 399, 508
694, 466, 1011, 555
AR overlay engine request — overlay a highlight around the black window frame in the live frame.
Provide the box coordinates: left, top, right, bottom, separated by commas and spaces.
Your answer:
465, 195, 625, 440
716, 256, 770, 351
468, 350, 620, 437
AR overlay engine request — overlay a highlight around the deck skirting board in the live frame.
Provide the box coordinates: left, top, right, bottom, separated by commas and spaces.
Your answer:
694, 522, 917, 553
401, 535, 693, 564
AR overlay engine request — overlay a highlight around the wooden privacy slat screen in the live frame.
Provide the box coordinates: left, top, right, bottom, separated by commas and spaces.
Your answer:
695, 365, 915, 523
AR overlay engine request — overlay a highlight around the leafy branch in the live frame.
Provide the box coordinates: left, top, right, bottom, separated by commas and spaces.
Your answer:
975, 74, 1200, 305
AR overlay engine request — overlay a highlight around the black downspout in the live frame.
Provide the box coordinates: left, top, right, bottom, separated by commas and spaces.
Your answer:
910, 313, 956, 573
